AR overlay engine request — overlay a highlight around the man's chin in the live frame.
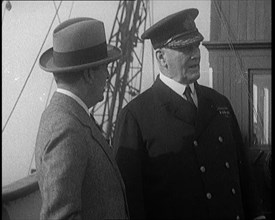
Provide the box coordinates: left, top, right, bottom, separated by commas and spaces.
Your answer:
188, 72, 200, 83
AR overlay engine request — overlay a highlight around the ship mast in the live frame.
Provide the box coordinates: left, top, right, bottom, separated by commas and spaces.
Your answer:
91, 0, 149, 140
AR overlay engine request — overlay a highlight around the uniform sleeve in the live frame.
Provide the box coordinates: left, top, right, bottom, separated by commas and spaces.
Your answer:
113, 108, 146, 219
228, 102, 263, 219
38, 125, 88, 220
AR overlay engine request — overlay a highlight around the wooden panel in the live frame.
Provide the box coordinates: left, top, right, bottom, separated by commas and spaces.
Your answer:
212, 54, 219, 89
238, 0, 247, 41
233, 56, 243, 132
229, 0, 239, 40
223, 56, 231, 99
210, 0, 271, 43
241, 65, 249, 140
210, 1, 221, 41
264, 0, 271, 40
217, 55, 224, 94
242, 56, 272, 69
255, 0, 265, 40
247, 0, 256, 41
230, 56, 237, 113
220, 0, 230, 41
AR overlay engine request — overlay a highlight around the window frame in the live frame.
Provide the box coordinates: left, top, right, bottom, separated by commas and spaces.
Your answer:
248, 68, 271, 150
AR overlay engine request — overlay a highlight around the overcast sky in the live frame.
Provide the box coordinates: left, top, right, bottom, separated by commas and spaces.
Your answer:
2, 0, 211, 186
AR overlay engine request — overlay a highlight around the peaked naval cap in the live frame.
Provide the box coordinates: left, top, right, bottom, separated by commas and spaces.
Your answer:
39, 17, 121, 73
141, 8, 204, 49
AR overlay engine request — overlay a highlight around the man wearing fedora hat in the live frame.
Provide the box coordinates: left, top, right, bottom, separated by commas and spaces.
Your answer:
114, 9, 265, 220
35, 17, 129, 219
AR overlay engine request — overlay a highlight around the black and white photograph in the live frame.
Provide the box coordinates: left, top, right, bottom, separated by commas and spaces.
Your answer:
2, 1, 271, 219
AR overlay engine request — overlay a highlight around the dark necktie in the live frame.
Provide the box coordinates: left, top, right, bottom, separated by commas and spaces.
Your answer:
184, 86, 197, 109
90, 114, 111, 145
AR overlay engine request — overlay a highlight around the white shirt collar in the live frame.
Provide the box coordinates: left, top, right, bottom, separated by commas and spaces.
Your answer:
159, 71, 195, 96
56, 88, 90, 116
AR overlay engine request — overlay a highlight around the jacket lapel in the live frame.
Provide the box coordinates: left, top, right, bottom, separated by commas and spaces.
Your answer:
194, 83, 218, 138
51, 92, 125, 186
88, 119, 116, 164
84, 114, 126, 187
152, 79, 219, 137
153, 77, 197, 126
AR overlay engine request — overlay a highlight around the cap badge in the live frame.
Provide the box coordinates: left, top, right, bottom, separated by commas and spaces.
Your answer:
217, 106, 231, 118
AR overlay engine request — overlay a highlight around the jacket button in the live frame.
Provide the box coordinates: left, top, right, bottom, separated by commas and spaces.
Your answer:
193, 140, 198, 146
225, 162, 230, 168
218, 136, 223, 143
232, 188, 236, 195
206, 193, 212, 199
236, 215, 240, 220
200, 166, 206, 173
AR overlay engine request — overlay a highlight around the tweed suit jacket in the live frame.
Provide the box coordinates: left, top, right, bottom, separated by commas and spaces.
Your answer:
114, 77, 261, 220
35, 92, 129, 220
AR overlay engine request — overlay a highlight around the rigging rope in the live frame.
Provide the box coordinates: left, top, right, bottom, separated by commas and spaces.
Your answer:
53, 0, 61, 23
2, 1, 63, 134
44, 0, 74, 109
44, 1, 75, 109
68, 1, 74, 19
27, 1, 76, 175
43, 0, 75, 109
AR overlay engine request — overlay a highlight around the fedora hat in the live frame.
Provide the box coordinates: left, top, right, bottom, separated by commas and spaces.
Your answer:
141, 8, 204, 49
39, 17, 121, 73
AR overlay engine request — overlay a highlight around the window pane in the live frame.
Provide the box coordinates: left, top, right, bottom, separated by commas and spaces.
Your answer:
251, 70, 271, 147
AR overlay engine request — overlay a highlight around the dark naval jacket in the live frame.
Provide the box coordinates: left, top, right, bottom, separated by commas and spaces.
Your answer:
114, 77, 261, 220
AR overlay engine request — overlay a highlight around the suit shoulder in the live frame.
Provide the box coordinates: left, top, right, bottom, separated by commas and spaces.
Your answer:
41, 104, 83, 133
198, 85, 231, 105
122, 87, 154, 112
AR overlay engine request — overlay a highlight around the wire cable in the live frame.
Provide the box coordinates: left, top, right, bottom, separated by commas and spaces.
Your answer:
28, 1, 76, 175
53, 0, 61, 23
2, 1, 63, 134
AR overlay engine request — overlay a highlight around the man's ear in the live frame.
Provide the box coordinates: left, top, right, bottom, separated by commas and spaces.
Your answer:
83, 69, 94, 84
155, 49, 168, 68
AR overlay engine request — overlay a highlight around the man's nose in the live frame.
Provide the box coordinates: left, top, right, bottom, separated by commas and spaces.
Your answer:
192, 47, 200, 59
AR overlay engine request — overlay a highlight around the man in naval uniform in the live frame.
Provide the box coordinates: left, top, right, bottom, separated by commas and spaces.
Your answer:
113, 8, 265, 220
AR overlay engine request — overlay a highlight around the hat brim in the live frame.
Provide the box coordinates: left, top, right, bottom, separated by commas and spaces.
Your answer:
39, 44, 121, 73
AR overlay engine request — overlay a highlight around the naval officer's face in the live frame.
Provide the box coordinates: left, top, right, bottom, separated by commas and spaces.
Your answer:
165, 42, 201, 84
